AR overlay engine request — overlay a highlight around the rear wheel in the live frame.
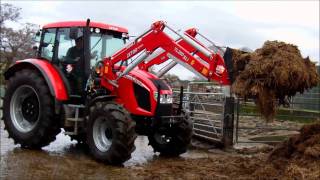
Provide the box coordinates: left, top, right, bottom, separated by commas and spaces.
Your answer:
87, 102, 137, 165
148, 117, 193, 156
3, 69, 60, 148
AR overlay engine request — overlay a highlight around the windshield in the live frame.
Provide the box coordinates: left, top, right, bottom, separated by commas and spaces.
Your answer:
90, 29, 125, 68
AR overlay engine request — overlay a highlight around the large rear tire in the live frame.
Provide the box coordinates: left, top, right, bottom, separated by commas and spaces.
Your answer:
87, 102, 137, 165
148, 117, 193, 156
3, 69, 61, 148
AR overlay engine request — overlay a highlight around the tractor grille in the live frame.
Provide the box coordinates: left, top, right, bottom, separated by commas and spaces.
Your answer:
133, 83, 151, 111
155, 104, 172, 117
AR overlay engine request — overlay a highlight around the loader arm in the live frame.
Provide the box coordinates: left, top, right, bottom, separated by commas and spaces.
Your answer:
138, 28, 227, 82
138, 28, 212, 71
101, 21, 230, 87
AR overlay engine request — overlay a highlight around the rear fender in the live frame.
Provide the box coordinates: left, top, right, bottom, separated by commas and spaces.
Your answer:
4, 59, 69, 101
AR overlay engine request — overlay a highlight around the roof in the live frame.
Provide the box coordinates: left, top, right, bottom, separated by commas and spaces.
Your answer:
43, 21, 128, 33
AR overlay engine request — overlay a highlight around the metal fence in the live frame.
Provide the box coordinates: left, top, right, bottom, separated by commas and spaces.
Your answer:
173, 81, 319, 146
292, 89, 320, 111
234, 93, 320, 144
0, 86, 4, 119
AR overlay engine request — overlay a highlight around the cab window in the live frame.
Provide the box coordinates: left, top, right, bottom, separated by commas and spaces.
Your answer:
56, 28, 74, 62
55, 27, 84, 64
40, 28, 56, 61
90, 29, 125, 68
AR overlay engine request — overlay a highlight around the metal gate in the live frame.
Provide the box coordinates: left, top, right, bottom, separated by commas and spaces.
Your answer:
174, 82, 234, 146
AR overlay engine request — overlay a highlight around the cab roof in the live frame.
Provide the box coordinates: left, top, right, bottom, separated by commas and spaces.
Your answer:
43, 21, 128, 33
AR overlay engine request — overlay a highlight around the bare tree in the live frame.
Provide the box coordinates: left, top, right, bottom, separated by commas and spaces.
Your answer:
1, 3, 39, 87
0, 3, 21, 27
1, 23, 38, 62
1, 3, 21, 66
0, 3, 38, 66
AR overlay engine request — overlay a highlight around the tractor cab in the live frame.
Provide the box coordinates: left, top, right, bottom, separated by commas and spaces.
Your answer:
36, 21, 129, 96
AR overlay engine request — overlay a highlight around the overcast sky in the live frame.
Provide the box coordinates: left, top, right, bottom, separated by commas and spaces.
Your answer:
4, 0, 319, 80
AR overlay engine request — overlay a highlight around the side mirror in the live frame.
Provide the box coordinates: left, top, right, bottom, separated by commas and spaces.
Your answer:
33, 30, 41, 42
122, 33, 129, 40
32, 42, 40, 57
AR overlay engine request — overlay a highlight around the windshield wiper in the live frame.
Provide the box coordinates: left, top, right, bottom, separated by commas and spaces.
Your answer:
90, 34, 102, 52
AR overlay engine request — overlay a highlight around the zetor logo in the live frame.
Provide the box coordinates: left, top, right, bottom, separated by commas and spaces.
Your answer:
174, 47, 189, 61
123, 75, 145, 88
127, 44, 144, 58
108, 26, 119, 31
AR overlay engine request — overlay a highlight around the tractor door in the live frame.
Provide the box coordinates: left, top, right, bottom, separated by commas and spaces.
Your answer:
54, 27, 86, 96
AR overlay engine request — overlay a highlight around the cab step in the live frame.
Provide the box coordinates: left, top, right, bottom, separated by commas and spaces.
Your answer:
64, 104, 85, 135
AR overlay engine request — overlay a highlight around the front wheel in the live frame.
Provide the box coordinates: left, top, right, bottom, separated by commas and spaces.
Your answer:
148, 117, 193, 156
86, 102, 137, 165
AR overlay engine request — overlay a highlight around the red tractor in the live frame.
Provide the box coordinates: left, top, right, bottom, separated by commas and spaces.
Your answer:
2, 19, 231, 165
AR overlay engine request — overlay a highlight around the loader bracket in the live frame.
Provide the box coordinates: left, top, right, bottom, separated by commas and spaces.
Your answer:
223, 47, 234, 83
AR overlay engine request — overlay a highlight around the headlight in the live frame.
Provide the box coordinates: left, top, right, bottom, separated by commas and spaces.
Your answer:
154, 93, 172, 104
160, 94, 172, 104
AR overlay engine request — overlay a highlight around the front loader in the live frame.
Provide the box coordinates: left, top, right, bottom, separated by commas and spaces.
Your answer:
2, 19, 231, 165
139, 28, 230, 81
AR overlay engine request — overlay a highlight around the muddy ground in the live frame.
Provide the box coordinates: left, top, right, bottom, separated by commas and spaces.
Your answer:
237, 116, 303, 142
1, 120, 319, 180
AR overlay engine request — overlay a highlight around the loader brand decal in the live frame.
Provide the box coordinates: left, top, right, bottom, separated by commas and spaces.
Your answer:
108, 26, 119, 31
127, 44, 144, 58
126, 41, 135, 49
174, 47, 189, 62
123, 74, 148, 90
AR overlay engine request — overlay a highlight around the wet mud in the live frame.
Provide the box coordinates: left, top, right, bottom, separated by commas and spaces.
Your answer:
1, 121, 320, 180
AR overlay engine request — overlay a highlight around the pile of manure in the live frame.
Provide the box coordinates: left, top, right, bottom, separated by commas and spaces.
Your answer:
230, 41, 319, 121
269, 123, 320, 160
252, 123, 320, 179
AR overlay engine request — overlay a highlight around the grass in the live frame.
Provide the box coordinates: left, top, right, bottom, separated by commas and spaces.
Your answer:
238, 104, 319, 124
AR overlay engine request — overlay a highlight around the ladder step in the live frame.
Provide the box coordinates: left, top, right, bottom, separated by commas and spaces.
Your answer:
66, 118, 84, 122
